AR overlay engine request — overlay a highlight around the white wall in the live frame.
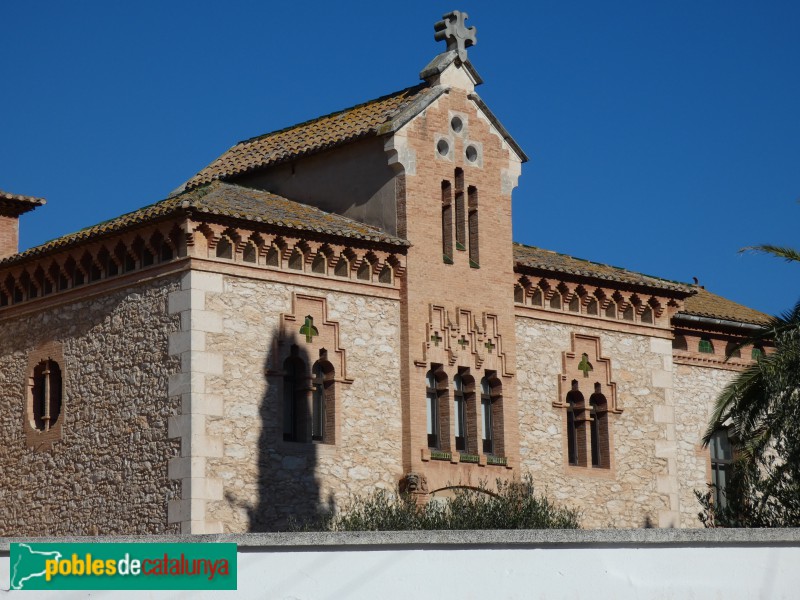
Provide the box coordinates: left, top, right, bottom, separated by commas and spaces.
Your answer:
2, 529, 799, 599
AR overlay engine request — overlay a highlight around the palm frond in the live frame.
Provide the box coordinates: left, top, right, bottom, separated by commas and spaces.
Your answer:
740, 245, 800, 264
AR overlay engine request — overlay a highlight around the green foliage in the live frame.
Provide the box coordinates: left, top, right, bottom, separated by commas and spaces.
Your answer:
699, 243, 800, 527
296, 475, 581, 531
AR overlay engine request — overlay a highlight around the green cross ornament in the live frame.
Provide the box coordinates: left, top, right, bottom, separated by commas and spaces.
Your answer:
578, 353, 593, 377
431, 332, 443, 347
484, 340, 496, 354
457, 336, 469, 350
300, 315, 319, 343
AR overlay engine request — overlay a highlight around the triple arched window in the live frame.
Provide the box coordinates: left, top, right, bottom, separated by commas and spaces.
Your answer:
426, 365, 503, 458
441, 169, 479, 267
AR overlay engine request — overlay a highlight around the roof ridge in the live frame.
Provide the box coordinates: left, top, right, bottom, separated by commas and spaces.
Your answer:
236, 82, 430, 146
512, 241, 689, 288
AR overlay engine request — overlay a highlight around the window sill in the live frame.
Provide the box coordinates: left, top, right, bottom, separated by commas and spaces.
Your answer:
421, 448, 512, 469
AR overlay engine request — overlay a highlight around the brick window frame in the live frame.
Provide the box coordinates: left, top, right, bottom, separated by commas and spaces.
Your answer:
24, 341, 65, 450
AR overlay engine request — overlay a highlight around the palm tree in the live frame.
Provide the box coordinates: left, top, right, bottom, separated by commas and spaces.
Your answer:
700, 245, 800, 527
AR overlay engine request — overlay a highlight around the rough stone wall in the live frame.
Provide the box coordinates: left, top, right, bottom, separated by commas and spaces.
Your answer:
674, 363, 736, 527
516, 316, 678, 528
0, 276, 182, 536
203, 275, 403, 532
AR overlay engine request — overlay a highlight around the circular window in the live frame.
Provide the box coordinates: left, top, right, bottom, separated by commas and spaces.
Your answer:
450, 116, 463, 133
437, 139, 450, 157
465, 145, 479, 163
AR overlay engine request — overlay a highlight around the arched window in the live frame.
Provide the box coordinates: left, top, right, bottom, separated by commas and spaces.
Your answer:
426, 370, 439, 449
568, 296, 580, 313
480, 373, 502, 455
586, 298, 599, 316
531, 288, 543, 306
311, 253, 326, 274
566, 380, 586, 467
455, 171, 466, 251
283, 356, 307, 442
698, 337, 714, 354
242, 242, 257, 263
265, 245, 280, 267
514, 285, 524, 303
453, 373, 469, 452
357, 260, 371, 281
605, 303, 617, 319
378, 265, 393, 284
215, 237, 233, 259
751, 345, 764, 360
672, 334, 688, 351
442, 180, 453, 263
467, 185, 479, 267
549, 293, 562, 310
334, 256, 349, 278
32, 359, 62, 431
725, 341, 741, 359
589, 383, 610, 469
641, 306, 654, 324
288, 248, 304, 270
622, 305, 634, 321
311, 360, 335, 443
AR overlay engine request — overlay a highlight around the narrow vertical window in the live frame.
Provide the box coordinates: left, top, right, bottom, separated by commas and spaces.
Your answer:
589, 382, 610, 468
481, 376, 492, 454
441, 181, 453, 263
311, 362, 325, 441
32, 360, 62, 431
710, 429, 734, 509
468, 185, 479, 267
453, 373, 466, 451
283, 356, 306, 442
566, 379, 586, 466
454, 168, 465, 251
426, 370, 439, 448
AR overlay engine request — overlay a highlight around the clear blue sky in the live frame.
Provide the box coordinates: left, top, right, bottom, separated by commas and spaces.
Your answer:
2, 1, 798, 315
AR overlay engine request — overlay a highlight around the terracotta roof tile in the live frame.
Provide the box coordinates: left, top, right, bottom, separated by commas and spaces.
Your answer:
0, 182, 408, 267
681, 286, 770, 325
185, 84, 443, 189
513, 243, 690, 293
0, 189, 46, 215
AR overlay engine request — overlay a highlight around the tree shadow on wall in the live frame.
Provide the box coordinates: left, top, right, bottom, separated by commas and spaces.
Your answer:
225, 328, 334, 532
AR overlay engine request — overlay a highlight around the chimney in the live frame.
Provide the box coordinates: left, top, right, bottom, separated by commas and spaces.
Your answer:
0, 190, 46, 258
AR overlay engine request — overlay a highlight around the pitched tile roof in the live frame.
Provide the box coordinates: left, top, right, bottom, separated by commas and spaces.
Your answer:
681, 286, 771, 325
0, 189, 46, 215
185, 84, 445, 189
0, 182, 408, 267
513, 243, 690, 293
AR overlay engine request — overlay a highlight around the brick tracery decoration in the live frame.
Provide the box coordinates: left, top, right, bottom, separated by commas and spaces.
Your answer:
191, 220, 405, 285
554, 334, 620, 413
267, 293, 353, 384
417, 304, 513, 377
0, 217, 406, 311
514, 275, 682, 328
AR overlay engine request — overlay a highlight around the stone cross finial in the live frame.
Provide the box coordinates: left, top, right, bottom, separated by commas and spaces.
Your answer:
434, 11, 477, 62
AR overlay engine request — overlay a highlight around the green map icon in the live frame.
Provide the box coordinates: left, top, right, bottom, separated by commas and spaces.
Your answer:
10, 543, 63, 590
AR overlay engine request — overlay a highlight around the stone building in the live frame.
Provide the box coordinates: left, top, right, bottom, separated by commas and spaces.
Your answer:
0, 12, 768, 535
